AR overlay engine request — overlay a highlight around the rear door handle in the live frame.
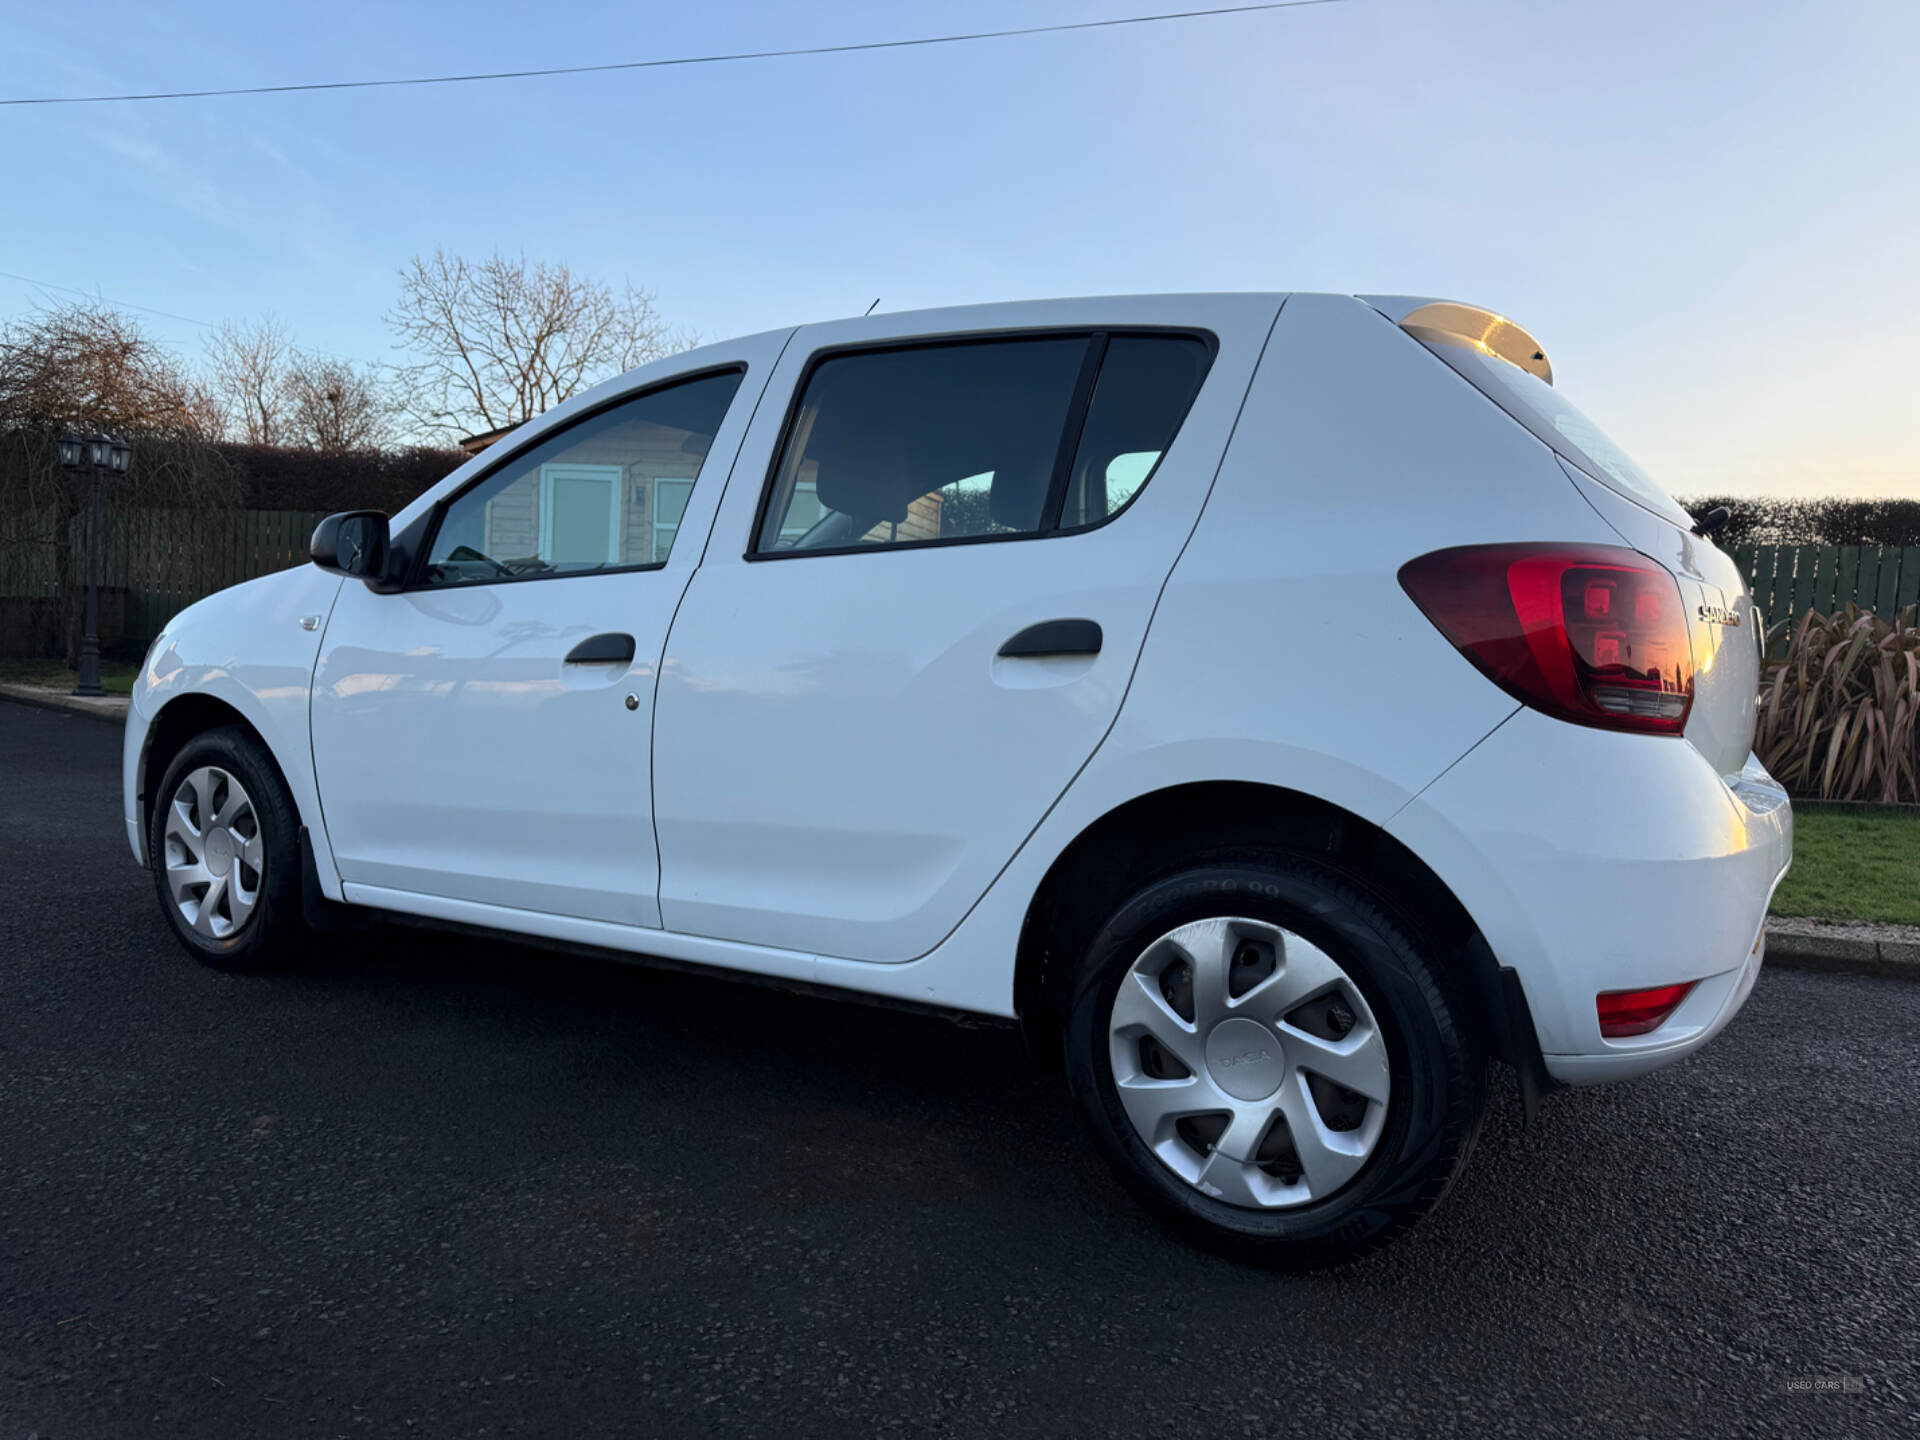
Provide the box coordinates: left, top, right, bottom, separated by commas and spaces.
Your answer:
997, 619, 1103, 658
564, 632, 637, 665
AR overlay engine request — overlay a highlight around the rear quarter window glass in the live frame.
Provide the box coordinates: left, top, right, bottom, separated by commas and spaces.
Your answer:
1058, 335, 1212, 530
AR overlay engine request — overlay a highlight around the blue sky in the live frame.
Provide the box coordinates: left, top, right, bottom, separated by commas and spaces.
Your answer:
3, 0, 1915, 497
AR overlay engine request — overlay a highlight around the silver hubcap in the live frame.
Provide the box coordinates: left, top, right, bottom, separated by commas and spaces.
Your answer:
1107, 916, 1391, 1209
162, 766, 263, 940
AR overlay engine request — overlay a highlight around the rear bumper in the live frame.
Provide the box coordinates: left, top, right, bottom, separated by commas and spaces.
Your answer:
1541, 923, 1769, 1083
1387, 711, 1791, 1085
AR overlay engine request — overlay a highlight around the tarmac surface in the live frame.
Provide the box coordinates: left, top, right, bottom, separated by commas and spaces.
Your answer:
4, 699, 1917, 1437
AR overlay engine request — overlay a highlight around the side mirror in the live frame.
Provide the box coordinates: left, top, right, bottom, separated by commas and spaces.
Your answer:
311, 511, 392, 584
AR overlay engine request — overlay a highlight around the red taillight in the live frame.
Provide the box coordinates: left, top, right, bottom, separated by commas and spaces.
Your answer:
1399, 544, 1694, 736
1596, 982, 1696, 1038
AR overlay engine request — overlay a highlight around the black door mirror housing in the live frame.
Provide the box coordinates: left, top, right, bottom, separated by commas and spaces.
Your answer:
311, 511, 394, 588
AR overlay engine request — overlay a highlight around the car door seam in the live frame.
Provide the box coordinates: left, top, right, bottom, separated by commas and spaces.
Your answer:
302, 574, 351, 893
651, 326, 800, 930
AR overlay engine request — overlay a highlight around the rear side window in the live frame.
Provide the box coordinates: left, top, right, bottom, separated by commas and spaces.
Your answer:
753, 332, 1212, 555
1417, 334, 1694, 528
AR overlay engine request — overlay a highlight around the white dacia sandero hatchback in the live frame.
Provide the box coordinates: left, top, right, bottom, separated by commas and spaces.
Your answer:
126, 293, 1790, 1267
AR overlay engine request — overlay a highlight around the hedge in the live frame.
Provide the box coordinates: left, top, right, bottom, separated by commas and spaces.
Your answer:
216, 443, 469, 514
1678, 496, 1920, 550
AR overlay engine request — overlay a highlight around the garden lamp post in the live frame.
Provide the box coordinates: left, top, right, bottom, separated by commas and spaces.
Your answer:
59, 428, 130, 697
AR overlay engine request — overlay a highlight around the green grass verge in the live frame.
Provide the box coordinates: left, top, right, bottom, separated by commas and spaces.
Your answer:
0, 657, 138, 696
1771, 807, 1920, 928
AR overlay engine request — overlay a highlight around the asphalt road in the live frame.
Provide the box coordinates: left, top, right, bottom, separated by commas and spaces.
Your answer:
3, 699, 1918, 1439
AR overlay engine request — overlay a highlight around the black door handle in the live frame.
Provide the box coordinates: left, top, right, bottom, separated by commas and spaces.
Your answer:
564, 632, 636, 665
998, 619, 1103, 658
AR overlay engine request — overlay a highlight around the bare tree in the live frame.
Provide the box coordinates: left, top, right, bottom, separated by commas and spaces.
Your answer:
1, 301, 220, 438
203, 315, 291, 444
0, 301, 234, 662
284, 354, 388, 451
387, 249, 685, 441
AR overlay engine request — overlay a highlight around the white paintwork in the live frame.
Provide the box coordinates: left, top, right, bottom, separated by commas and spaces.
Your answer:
312, 569, 669, 925
124, 564, 347, 878
307, 329, 789, 927
652, 294, 1281, 960
123, 290, 1791, 1091
1385, 704, 1790, 1077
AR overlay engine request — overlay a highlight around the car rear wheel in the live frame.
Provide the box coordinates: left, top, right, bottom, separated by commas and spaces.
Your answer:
149, 725, 305, 972
1064, 854, 1486, 1268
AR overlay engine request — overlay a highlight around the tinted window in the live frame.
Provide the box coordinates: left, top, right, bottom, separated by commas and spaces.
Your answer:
754, 337, 1090, 553
1419, 335, 1693, 527
1058, 335, 1212, 530
424, 369, 743, 586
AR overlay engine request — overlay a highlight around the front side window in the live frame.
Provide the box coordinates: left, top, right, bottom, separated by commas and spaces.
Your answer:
652, 477, 695, 560
423, 368, 743, 587
753, 332, 1213, 555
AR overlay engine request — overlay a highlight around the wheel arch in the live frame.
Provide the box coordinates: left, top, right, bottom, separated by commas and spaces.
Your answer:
138, 693, 298, 852
1012, 780, 1549, 1101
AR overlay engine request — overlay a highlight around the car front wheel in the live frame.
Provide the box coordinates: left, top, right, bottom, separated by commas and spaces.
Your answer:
149, 725, 305, 972
1064, 855, 1486, 1268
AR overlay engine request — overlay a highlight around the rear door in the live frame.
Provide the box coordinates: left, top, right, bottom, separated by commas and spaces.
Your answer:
652, 297, 1278, 962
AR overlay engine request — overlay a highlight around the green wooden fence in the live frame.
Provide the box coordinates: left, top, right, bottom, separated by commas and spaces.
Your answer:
120, 508, 328, 644
1734, 543, 1920, 636
1, 507, 326, 653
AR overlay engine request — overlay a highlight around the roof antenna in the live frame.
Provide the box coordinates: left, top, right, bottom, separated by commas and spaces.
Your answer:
864, 297, 880, 316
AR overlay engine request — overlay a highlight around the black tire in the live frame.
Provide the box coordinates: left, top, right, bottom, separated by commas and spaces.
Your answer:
148, 724, 306, 973
1063, 853, 1486, 1269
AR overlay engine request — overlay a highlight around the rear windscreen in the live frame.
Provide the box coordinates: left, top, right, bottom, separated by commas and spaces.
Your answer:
1412, 329, 1694, 528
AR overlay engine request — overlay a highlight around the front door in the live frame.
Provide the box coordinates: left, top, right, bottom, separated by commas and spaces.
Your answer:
652, 298, 1276, 962
310, 358, 766, 927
